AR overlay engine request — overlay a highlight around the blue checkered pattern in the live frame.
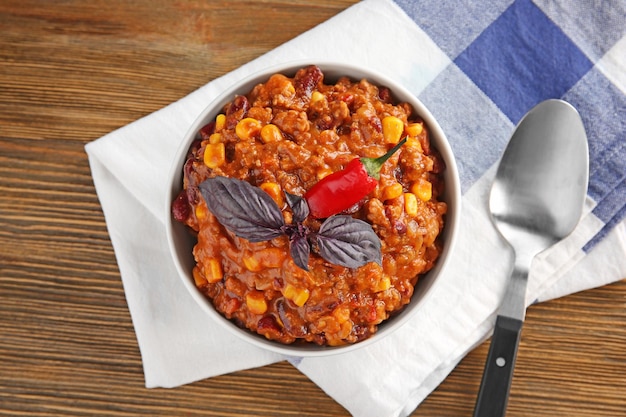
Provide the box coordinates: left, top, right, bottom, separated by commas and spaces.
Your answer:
395, 0, 626, 252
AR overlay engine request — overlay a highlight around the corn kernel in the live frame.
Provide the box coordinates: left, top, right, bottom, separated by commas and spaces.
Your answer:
246, 291, 268, 315
374, 275, 391, 292
338, 319, 353, 339
317, 167, 333, 180
382, 116, 404, 144
203, 258, 223, 283
260, 182, 285, 207
283, 283, 310, 307
404, 192, 418, 216
292, 289, 310, 307
243, 255, 262, 272
195, 203, 208, 220
406, 122, 423, 137
192, 266, 208, 287
332, 307, 351, 324
257, 247, 285, 269
406, 137, 423, 152
411, 179, 432, 202
235, 117, 262, 140
208, 133, 222, 144
381, 183, 403, 201
284, 82, 296, 97
243, 248, 285, 272
215, 114, 226, 131
203, 142, 225, 169
310, 91, 325, 103
282, 283, 297, 299
260, 123, 283, 143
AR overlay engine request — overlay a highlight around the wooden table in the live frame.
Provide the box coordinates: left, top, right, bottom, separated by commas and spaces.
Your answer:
2, 1, 625, 415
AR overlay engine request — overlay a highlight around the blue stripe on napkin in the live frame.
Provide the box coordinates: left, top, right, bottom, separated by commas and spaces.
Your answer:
585, 203, 626, 253
564, 70, 626, 213
394, 0, 513, 59
533, 0, 626, 60
453, 0, 593, 124
418, 66, 514, 193
563, 68, 626, 252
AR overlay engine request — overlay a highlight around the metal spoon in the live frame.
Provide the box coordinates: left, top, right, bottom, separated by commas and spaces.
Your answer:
473, 99, 589, 417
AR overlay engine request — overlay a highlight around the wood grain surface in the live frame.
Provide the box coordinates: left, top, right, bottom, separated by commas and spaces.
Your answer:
1, 1, 625, 416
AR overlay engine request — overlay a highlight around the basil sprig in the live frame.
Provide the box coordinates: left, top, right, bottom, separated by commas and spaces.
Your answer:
198, 177, 382, 271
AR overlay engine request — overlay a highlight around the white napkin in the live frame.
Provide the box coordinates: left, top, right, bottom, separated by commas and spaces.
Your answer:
85, 0, 626, 415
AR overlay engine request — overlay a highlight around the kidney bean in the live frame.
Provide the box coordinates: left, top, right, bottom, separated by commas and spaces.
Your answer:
171, 190, 191, 222
257, 315, 282, 337
393, 165, 404, 184
306, 299, 339, 315
336, 124, 351, 136
225, 95, 250, 129
186, 186, 199, 207
273, 278, 284, 290
378, 86, 391, 102
199, 122, 215, 140
394, 220, 407, 234
187, 139, 202, 158
183, 157, 196, 181
294, 65, 323, 98
277, 299, 308, 337
182, 160, 201, 207
311, 333, 327, 345
315, 115, 333, 131
352, 324, 372, 341
225, 142, 236, 163
338, 92, 354, 107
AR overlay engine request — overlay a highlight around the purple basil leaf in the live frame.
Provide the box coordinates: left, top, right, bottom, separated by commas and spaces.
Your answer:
289, 234, 311, 271
285, 192, 310, 223
316, 215, 382, 269
199, 177, 285, 242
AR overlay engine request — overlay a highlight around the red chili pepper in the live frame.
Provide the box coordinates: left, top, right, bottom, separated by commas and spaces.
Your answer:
305, 137, 407, 218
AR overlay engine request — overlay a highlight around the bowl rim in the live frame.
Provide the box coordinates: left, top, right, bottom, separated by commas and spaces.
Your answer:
165, 60, 461, 357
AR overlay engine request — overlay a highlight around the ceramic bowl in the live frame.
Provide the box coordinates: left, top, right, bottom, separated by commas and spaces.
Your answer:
165, 61, 461, 356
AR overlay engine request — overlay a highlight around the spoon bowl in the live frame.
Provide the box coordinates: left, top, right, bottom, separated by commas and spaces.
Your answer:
474, 99, 589, 417
491, 99, 589, 250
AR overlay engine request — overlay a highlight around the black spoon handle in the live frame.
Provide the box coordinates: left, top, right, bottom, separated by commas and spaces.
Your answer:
473, 315, 523, 417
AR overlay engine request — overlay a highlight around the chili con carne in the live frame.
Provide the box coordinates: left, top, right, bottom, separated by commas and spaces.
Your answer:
174, 65, 448, 346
